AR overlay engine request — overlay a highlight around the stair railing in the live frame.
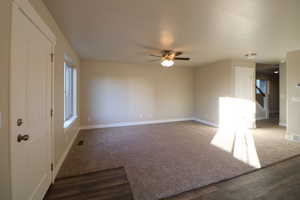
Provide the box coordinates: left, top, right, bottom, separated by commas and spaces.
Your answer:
256, 85, 269, 119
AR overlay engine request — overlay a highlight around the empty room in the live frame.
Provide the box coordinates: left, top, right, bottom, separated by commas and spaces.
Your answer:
2, 0, 300, 200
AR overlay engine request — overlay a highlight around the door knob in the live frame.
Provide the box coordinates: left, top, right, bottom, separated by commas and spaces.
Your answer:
17, 134, 29, 142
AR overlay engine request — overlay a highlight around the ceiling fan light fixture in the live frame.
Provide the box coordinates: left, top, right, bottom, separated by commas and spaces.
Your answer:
149, 50, 189, 67
161, 59, 174, 67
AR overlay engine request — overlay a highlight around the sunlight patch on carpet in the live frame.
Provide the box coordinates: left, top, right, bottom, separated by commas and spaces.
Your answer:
211, 97, 261, 168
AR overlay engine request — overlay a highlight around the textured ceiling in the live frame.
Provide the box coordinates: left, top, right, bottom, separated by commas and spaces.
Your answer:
43, 0, 300, 67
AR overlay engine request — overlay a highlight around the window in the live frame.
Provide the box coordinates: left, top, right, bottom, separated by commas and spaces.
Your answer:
64, 62, 77, 125
256, 79, 267, 95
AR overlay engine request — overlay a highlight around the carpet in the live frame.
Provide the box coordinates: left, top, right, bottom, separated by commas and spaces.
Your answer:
57, 121, 300, 200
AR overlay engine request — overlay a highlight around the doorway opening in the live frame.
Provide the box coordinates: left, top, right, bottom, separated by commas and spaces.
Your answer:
255, 63, 280, 128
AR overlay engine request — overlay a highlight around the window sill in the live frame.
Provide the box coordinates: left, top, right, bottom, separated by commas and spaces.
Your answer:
64, 116, 78, 129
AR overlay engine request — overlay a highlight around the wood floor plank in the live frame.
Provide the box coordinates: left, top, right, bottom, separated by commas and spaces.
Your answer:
162, 186, 218, 200
44, 167, 134, 200
162, 156, 300, 200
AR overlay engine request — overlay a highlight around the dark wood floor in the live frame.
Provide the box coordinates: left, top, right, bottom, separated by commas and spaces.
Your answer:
44, 167, 134, 200
162, 155, 300, 200
44, 155, 300, 200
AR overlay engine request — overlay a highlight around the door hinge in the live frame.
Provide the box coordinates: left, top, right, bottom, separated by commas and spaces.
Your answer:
51, 163, 54, 171
50, 53, 54, 63
50, 108, 53, 118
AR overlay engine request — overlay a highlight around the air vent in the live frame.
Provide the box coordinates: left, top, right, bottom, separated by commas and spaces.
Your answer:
78, 140, 84, 146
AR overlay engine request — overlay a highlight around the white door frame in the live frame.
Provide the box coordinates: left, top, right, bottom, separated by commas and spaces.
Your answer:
10, 0, 57, 196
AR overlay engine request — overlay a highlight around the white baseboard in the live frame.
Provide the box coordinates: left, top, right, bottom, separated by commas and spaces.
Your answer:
193, 118, 219, 128
53, 127, 80, 180
80, 118, 195, 130
285, 134, 300, 143
279, 122, 287, 127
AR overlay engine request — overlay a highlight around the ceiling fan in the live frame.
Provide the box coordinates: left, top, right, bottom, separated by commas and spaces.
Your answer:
150, 50, 191, 67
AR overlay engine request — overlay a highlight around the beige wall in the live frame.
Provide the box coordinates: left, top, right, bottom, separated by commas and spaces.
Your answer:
81, 59, 256, 127
0, 0, 12, 199
195, 59, 255, 125
280, 63, 287, 125
80, 60, 195, 126
0, 1, 80, 198
287, 50, 300, 140
194, 60, 233, 125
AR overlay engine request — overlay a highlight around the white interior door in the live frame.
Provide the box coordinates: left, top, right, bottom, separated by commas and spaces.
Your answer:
10, 5, 53, 200
234, 66, 256, 128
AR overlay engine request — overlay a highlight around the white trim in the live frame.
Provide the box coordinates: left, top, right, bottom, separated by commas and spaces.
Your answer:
12, 0, 56, 44
64, 116, 78, 129
285, 134, 300, 143
287, 48, 300, 54
193, 118, 219, 128
53, 128, 80, 180
279, 122, 287, 127
80, 118, 195, 130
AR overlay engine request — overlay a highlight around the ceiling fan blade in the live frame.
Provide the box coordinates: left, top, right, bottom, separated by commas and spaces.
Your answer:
174, 57, 190, 61
150, 54, 162, 58
175, 51, 183, 56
